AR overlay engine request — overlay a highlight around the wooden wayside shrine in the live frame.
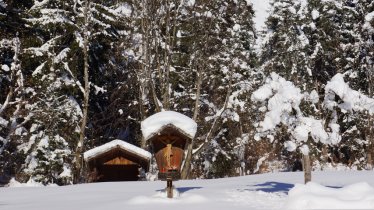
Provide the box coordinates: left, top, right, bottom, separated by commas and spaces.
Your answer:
149, 125, 191, 181
148, 124, 191, 198
142, 111, 197, 198
84, 140, 151, 182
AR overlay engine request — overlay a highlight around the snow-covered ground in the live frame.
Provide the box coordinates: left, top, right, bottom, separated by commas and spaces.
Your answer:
1, 171, 374, 210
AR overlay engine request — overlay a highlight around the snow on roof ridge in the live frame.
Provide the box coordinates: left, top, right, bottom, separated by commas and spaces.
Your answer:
83, 139, 151, 161
141, 111, 197, 141
145, 123, 194, 141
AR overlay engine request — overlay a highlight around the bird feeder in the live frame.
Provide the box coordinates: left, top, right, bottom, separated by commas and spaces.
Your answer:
141, 111, 197, 198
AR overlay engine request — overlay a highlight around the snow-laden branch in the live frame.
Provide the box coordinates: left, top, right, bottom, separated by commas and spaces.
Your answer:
252, 72, 374, 155
324, 73, 374, 114
251, 72, 303, 132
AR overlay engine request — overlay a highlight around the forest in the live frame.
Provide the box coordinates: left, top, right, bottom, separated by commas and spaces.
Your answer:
0, 0, 373, 185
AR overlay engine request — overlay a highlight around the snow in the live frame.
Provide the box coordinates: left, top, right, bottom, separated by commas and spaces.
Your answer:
233, 24, 241, 31
293, 117, 329, 144
251, 72, 304, 132
249, 0, 271, 31
26, 9, 74, 26
366, 11, 374, 21
292, 124, 309, 142
30, 0, 48, 9
114, 3, 132, 17
83, 139, 151, 161
364, 12, 374, 32
306, 90, 319, 104
54, 48, 70, 63
0, 0, 6, 8
311, 9, 319, 20
285, 182, 374, 209
251, 73, 352, 155
141, 111, 197, 141
285, 141, 297, 152
324, 73, 374, 114
32, 62, 45, 76
253, 155, 269, 173
38, 136, 49, 148
250, 0, 271, 51
6, 178, 45, 188
25, 36, 62, 57
299, 145, 309, 156
186, 0, 195, 7
1, 64, 9, 72
59, 165, 72, 178
0, 116, 8, 127
365, 11, 374, 31
92, 84, 106, 95
1, 171, 374, 210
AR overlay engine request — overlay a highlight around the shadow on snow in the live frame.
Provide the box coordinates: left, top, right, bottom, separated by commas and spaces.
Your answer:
246, 181, 294, 194
156, 187, 203, 194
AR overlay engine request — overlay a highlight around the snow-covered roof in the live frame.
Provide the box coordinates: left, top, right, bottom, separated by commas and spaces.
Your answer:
141, 111, 197, 141
83, 140, 151, 161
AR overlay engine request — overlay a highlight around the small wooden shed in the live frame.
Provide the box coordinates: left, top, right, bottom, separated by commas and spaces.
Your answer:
84, 140, 151, 182
141, 111, 197, 180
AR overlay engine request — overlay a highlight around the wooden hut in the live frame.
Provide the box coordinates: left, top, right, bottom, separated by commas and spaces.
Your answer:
84, 140, 151, 182
141, 111, 197, 181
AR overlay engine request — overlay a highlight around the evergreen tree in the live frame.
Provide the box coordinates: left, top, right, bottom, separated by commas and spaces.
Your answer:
261, 0, 310, 84
356, 0, 374, 168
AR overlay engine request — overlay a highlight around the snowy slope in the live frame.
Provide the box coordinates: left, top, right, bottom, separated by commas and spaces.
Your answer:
1, 171, 374, 210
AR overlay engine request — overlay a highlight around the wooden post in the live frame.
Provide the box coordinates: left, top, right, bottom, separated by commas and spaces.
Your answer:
303, 154, 312, 184
167, 178, 173, 198
368, 153, 372, 170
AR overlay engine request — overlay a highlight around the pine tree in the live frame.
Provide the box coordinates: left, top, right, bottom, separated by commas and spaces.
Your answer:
181, 0, 257, 178
356, 0, 374, 169
261, 0, 310, 84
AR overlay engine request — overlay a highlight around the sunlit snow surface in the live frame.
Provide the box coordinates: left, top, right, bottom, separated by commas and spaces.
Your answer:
1, 171, 374, 210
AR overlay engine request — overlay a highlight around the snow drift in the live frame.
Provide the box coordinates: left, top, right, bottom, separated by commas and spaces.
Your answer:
285, 182, 374, 209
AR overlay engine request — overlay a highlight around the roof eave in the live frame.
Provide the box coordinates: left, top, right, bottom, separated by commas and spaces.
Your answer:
145, 123, 194, 142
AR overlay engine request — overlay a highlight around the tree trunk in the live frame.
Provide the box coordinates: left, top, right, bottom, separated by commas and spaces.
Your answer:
368, 153, 372, 170
181, 143, 193, 179
302, 154, 312, 184
367, 66, 373, 170
74, 0, 90, 184
180, 5, 215, 178
181, 66, 202, 179
367, 112, 373, 170
321, 144, 329, 166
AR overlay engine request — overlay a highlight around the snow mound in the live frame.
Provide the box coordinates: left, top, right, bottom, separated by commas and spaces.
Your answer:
6, 178, 57, 187
284, 182, 374, 209
141, 111, 197, 141
83, 139, 151, 161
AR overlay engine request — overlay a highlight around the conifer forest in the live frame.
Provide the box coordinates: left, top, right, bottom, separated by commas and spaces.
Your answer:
0, 0, 373, 185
